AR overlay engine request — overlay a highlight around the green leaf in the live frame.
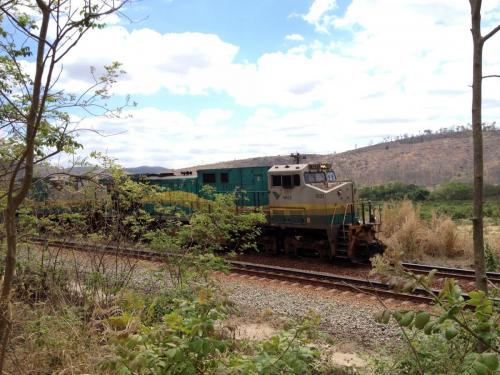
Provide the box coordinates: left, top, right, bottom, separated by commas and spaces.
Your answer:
400, 311, 415, 327
473, 361, 490, 375
423, 321, 434, 335
479, 353, 499, 371
414, 311, 430, 329
445, 326, 459, 340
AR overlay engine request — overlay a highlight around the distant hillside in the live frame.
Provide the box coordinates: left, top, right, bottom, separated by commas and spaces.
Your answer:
124, 166, 172, 175
184, 130, 500, 187
34, 165, 172, 177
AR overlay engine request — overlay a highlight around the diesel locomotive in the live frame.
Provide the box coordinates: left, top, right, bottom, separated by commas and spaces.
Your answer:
144, 162, 385, 262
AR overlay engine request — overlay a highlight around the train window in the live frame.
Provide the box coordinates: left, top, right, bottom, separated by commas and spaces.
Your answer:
293, 174, 300, 186
202, 173, 216, 184
272, 175, 281, 186
282, 175, 292, 188
305, 172, 322, 183
326, 171, 336, 182
220, 172, 229, 183
304, 171, 336, 183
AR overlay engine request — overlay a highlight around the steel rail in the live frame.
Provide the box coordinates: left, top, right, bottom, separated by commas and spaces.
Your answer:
228, 260, 435, 303
402, 262, 500, 283
28, 237, 496, 305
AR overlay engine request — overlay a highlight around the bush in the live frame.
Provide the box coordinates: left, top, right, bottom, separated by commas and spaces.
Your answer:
428, 181, 500, 202
359, 182, 430, 202
371, 260, 499, 375
104, 287, 320, 375
430, 182, 473, 201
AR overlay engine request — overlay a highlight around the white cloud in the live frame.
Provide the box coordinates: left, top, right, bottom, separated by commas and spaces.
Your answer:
55, 28, 239, 96
285, 33, 305, 41
303, 0, 337, 33
74, 107, 242, 168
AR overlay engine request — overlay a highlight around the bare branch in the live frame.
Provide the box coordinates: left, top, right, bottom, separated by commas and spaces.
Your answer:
483, 24, 500, 43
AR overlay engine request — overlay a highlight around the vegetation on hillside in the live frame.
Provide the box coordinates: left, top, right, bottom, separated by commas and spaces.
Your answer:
359, 181, 500, 220
191, 128, 500, 186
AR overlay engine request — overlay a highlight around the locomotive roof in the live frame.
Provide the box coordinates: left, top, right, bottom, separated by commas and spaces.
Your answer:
268, 164, 308, 172
145, 173, 197, 180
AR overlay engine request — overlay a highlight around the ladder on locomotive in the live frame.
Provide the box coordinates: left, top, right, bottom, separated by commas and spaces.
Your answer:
329, 204, 352, 258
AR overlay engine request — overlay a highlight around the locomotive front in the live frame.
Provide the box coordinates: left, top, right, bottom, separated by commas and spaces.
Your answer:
267, 162, 384, 262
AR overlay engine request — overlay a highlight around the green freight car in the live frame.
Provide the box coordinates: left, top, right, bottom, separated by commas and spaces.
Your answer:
142, 166, 270, 216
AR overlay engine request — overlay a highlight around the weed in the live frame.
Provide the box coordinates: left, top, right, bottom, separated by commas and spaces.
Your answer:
485, 242, 499, 272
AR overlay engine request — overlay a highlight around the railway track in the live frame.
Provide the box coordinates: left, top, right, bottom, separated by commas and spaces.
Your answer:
228, 260, 435, 303
28, 237, 500, 305
401, 262, 500, 283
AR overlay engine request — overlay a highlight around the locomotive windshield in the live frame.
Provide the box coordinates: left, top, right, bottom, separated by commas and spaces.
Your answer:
304, 171, 336, 183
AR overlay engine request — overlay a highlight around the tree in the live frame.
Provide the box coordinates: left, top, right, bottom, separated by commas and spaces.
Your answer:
469, 0, 500, 292
0, 1, 129, 371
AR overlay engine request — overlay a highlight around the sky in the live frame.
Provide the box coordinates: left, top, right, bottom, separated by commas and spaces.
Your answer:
25, 0, 500, 168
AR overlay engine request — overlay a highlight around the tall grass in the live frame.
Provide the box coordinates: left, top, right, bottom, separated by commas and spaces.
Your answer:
380, 201, 463, 260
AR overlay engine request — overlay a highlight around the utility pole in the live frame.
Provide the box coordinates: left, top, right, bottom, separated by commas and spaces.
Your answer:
290, 152, 306, 164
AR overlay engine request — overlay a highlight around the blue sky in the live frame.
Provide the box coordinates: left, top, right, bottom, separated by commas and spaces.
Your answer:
36, 0, 500, 168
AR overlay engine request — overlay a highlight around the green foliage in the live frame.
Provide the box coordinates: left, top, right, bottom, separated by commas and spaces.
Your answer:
485, 242, 499, 272
360, 181, 500, 220
187, 188, 266, 253
226, 315, 320, 375
104, 287, 230, 374
430, 182, 500, 202
105, 287, 320, 375
372, 256, 499, 375
359, 182, 430, 202
430, 182, 474, 201
419, 201, 500, 220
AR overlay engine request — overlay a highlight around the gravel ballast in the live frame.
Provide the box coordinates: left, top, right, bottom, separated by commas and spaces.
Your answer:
218, 273, 405, 350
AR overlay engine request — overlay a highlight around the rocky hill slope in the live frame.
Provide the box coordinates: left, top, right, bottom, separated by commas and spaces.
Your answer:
185, 130, 500, 186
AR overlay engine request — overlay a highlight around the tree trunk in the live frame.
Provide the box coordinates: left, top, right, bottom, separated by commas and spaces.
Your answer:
470, 0, 487, 292
0, 4, 50, 371
0, 209, 16, 373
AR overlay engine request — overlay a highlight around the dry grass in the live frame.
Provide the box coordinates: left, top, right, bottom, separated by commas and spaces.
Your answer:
5, 302, 108, 374
457, 222, 500, 259
380, 201, 462, 260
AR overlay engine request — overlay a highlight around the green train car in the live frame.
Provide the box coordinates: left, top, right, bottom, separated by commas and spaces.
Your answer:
142, 163, 384, 262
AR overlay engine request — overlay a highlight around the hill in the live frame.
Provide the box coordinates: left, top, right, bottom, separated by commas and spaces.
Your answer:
184, 130, 500, 186
124, 166, 172, 175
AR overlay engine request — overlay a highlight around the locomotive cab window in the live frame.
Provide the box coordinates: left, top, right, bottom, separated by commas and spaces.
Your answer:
305, 172, 336, 183
293, 174, 300, 186
220, 172, 229, 183
272, 175, 281, 187
282, 175, 293, 188
202, 173, 216, 184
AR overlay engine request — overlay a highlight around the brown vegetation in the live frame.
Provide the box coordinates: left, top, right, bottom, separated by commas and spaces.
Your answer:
379, 200, 500, 265
188, 130, 500, 186
380, 201, 463, 260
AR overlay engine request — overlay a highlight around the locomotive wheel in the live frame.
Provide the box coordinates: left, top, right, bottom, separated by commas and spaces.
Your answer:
258, 235, 279, 254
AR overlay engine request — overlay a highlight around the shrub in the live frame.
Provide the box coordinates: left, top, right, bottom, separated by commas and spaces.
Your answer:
104, 288, 320, 375
485, 242, 499, 272
372, 258, 499, 375
359, 182, 430, 202
430, 182, 474, 201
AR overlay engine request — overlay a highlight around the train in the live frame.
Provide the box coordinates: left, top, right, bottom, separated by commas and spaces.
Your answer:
139, 161, 385, 262
27, 159, 385, 262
